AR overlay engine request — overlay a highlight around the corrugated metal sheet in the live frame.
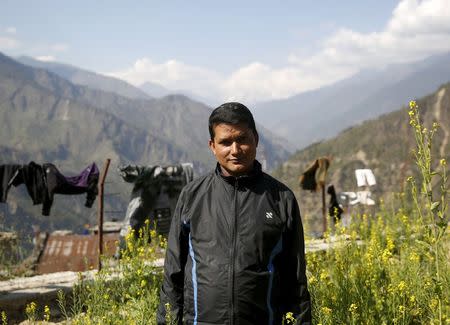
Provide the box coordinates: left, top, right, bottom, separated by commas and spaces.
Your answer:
36, 233, 119, 274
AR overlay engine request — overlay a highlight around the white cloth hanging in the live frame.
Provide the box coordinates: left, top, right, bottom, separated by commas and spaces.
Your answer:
356, 191, 375, 205
339, 191, 360, 206
339, 191, 375, 205
355, 169, 376, 187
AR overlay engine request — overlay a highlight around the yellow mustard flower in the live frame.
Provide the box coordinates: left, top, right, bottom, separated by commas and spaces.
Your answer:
285, 312, 295, 323
321, 307, 332, 315
397, 281, 407, 293
349, 303, 358, 314
409, 252, 420, 263
44, 305, 51, 321
429, 298, 439, 309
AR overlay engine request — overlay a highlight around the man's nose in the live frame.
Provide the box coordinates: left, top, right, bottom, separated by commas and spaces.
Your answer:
230, 142, 240, 154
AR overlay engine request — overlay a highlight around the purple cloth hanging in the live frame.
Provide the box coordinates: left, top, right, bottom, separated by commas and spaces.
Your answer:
42, 162, 100, 216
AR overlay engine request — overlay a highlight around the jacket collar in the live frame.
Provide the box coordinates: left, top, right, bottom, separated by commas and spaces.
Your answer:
215, 160, 262, 185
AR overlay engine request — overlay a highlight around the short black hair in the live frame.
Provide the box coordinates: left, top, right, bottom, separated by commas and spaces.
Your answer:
208, 102, 258, 140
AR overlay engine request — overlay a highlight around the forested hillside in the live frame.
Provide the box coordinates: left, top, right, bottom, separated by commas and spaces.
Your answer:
274, 83, 450, 233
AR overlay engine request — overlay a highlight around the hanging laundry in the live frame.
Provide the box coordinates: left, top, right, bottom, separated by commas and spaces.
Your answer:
299, 160, 318, 191
299, 157, 330, 192
120, 165, 160, 238
42, 162, 100, 216
0, 164, 22, 203
338, 192, 360, 206
119, 163, 194, 238
118, 164, 146, 183
356, 191, 376, 205
355, 169, 376, 187
10, 161, 46, 205
327, 185, 343, 222
338, 191, 376, 206
316, 158, 330, 186
181, 163, 194, 185
120, 196, 144, 237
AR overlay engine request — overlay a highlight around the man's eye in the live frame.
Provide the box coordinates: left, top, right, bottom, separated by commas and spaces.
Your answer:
236, 136, 248, 143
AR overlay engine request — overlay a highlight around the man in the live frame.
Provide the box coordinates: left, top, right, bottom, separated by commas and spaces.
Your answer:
157, 102, 311, 324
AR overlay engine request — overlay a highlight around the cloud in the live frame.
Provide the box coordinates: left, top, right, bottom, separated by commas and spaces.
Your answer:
5, 27, 16, 34
108, 58, 223, 100
35, 55, 56, 62
292, 0, 450, 72
388, 0, 450, 36
108, 0, 450, 104
224, 62, 357, 103
0, 36, 20, 50
221, 63, 315, 103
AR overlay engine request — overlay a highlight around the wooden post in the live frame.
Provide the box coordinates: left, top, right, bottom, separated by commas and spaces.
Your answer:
322, 183, 327, 235
97, 158, 111, 271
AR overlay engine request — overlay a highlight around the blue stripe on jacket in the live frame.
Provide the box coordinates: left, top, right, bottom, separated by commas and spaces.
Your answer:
267, 236, 283, 325
188, 233, 198, 325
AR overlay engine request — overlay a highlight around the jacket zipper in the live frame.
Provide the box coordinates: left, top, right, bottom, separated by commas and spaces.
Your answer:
230, 178, 239, 325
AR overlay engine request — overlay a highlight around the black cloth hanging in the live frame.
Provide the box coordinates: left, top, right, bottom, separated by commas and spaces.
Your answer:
327, 184, 343, 222
299, 160, 319, 191
10, 161, 47, 205
0, 164, 22, 203
299, 157, 330, 192
119, 163, 194, 236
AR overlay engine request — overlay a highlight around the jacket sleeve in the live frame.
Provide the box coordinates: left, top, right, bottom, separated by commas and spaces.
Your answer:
85, 174, 99, 208
157, 189, 189, 325
42, 188, 54, 216
281, 191, 312, 324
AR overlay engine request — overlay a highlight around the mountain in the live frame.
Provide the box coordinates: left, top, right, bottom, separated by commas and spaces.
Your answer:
0, 52, 292, 241
13, 54, 291, 171
139, 81, 171, 98
272, 83, 450, 235
254, 52, 450, 149
16, 56, 151, 100
139, 82, 219, 107
1, 54, 186, 165
0, 52, 190, 238
16, 56, 219, 108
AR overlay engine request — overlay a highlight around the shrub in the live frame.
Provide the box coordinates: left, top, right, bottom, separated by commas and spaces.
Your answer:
309, 101, 449, 324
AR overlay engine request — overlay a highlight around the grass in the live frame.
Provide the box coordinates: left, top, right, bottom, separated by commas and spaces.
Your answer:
59, 224, 166, 324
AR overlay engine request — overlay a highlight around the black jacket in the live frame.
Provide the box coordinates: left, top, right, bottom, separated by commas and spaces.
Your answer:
0, 164, 22, 203
11, 161, 46, 205
158, 161, 311, 324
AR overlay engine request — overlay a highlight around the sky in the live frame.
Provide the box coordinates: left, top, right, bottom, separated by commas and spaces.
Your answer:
1, 0, 450, 104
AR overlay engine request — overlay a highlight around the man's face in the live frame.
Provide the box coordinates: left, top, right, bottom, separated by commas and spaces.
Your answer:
209, 122, 258, 177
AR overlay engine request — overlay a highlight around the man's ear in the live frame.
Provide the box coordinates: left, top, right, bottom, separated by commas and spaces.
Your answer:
208, 139, 216, 155
255, 132, 259, 147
